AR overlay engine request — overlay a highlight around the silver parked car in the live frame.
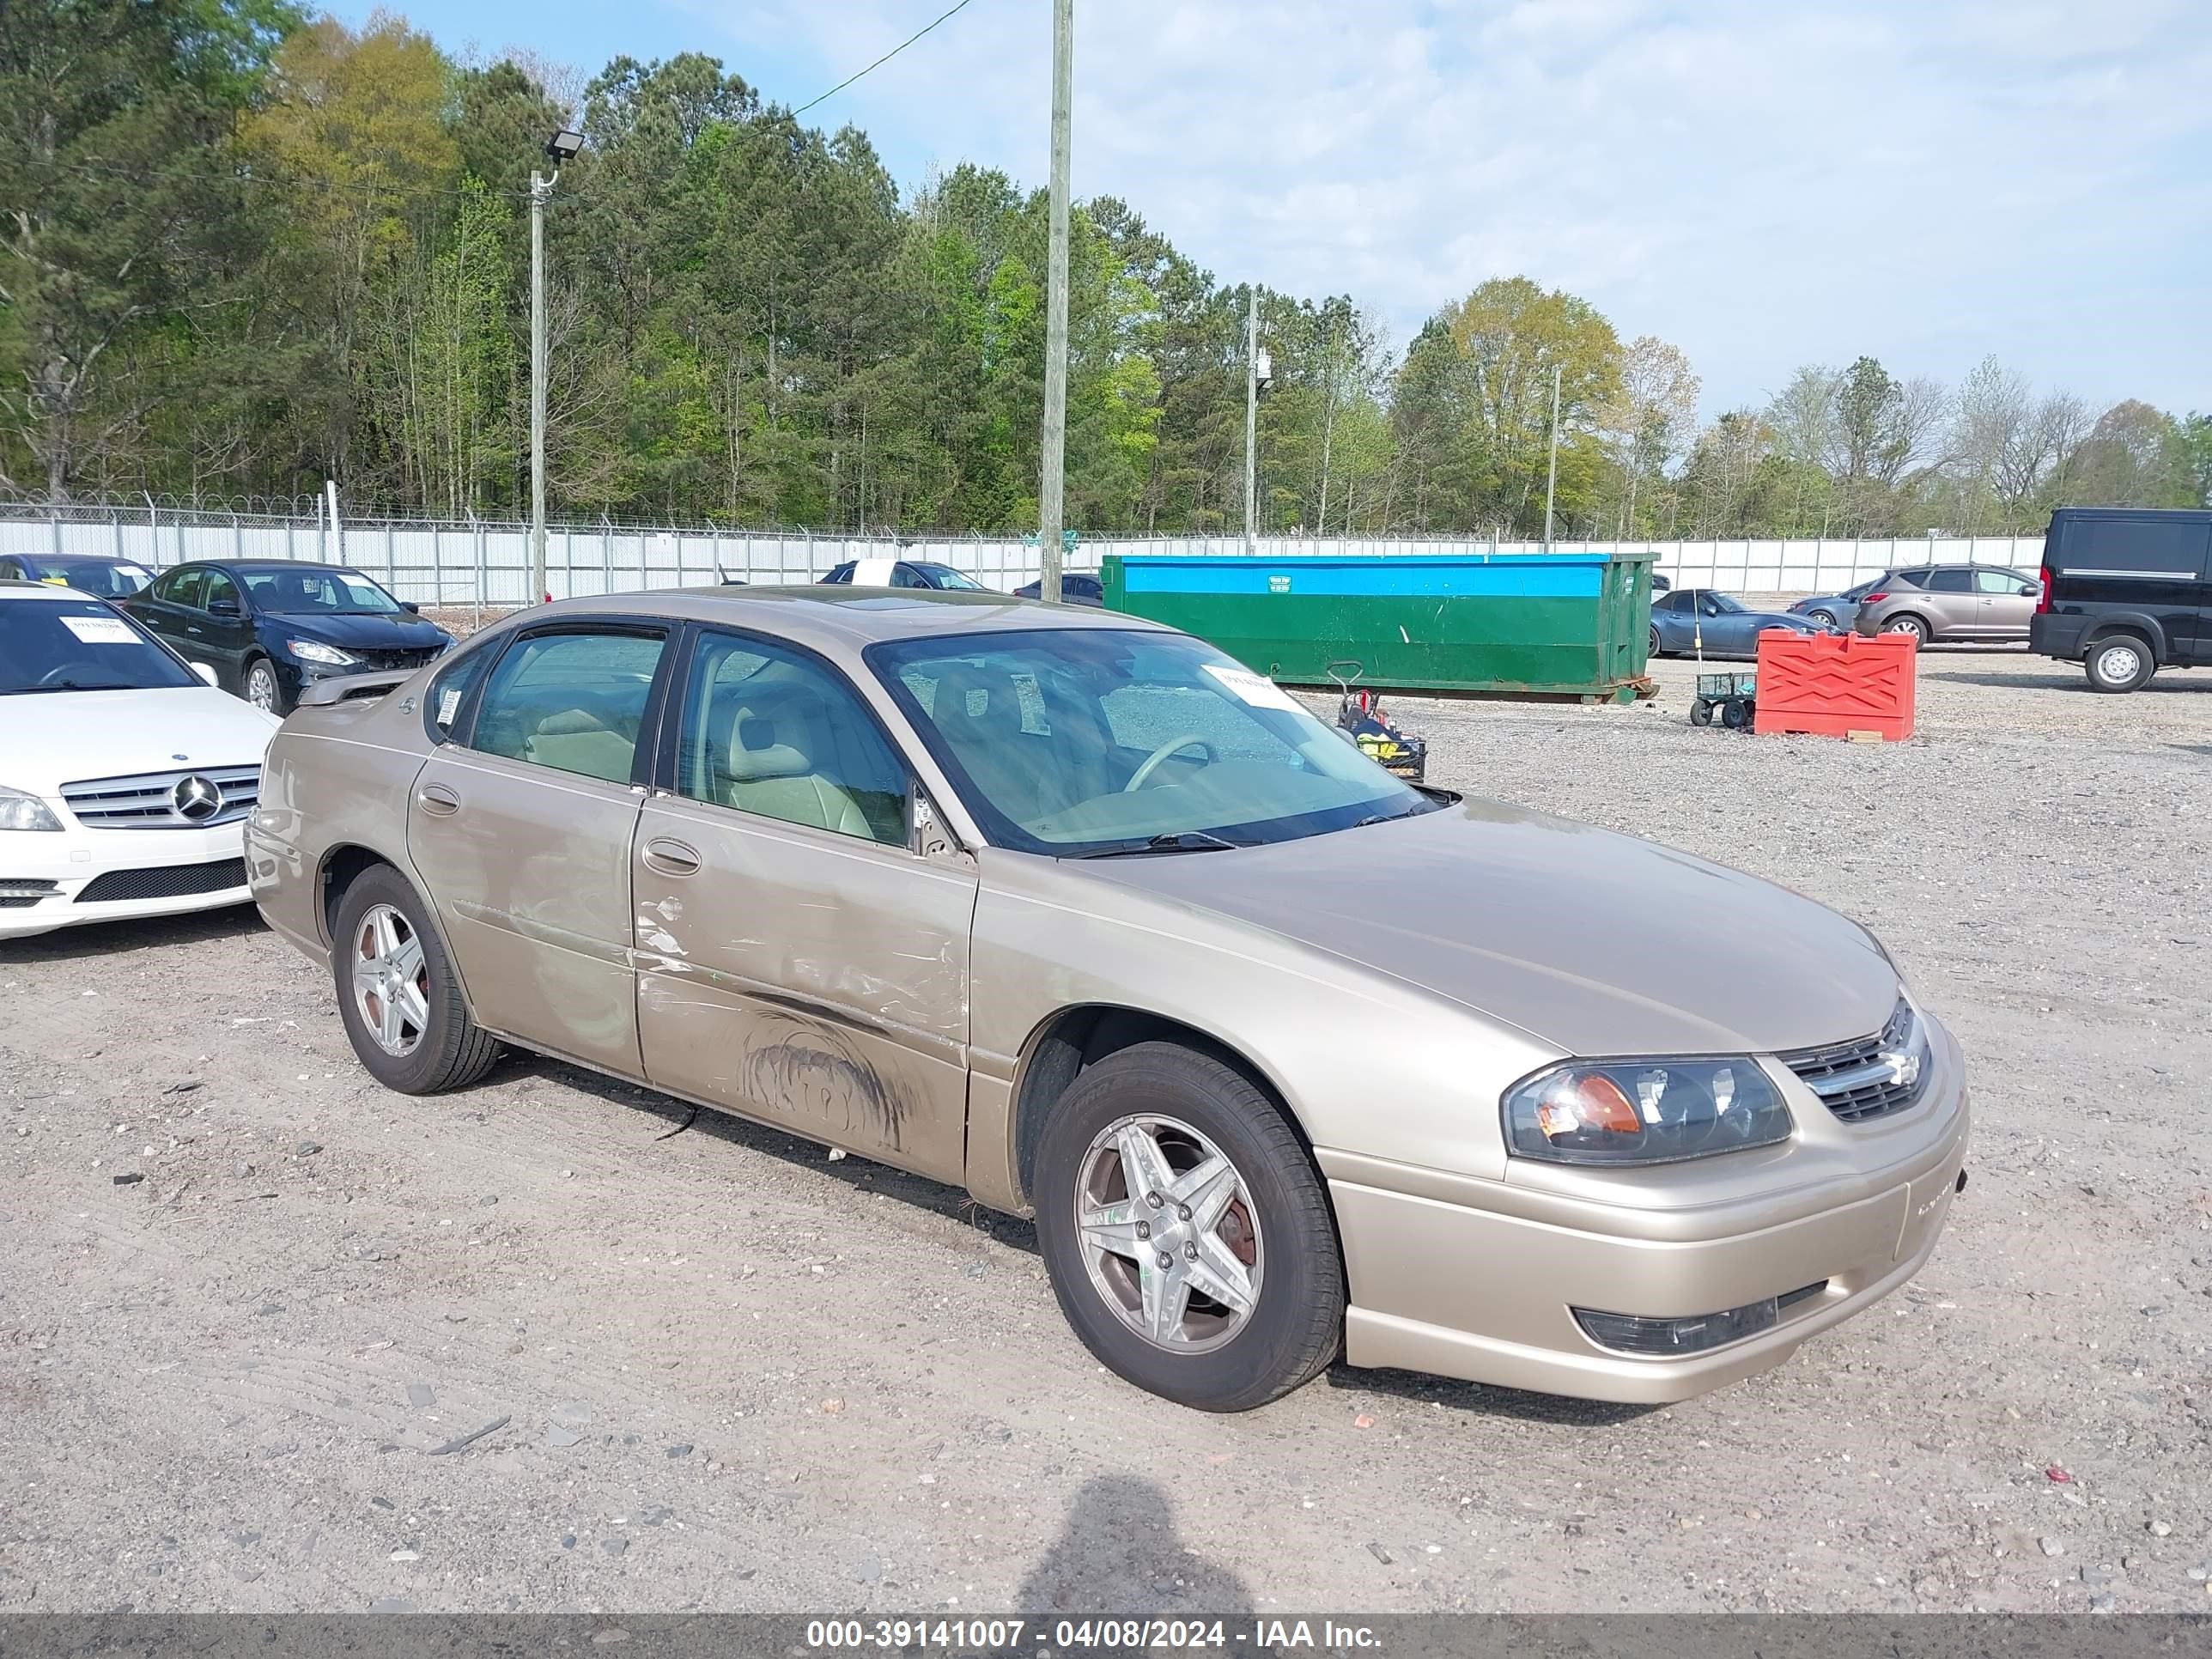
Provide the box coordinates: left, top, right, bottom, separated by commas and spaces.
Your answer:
248, 590, 1968, 1412
1851, 564, 2041, 644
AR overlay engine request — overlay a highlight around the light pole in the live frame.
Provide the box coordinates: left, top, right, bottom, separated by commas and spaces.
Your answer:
1036, 0, 1073, 604
531, 127, 584, 606
1243, 289, 1269, 554
1541, 361, 1562, 550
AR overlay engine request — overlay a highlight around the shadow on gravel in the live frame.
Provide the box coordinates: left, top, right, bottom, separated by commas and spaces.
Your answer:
1325, 1362, 1656, 1427
532, 1056, 1044, 1255
0, 900, 264, 963
1008, 1474, 1254, 1621
1925, 668, 2211, 695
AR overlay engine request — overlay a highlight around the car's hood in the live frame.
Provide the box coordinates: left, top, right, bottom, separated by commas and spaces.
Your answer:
3, 687, 280, 793
265, 612, 449, 650
1077, 798, 1898, 1057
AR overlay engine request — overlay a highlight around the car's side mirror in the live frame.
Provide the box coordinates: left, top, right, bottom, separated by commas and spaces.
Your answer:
208, 597, 240, 617
401, 601, 421, 614
2018, 584, 2038, 596
191, 662, 219, 687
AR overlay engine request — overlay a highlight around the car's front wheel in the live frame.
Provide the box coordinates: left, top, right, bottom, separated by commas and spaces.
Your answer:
244, 657, 287, 715
331, 866, 501, 1094
1033, 1042, 1345, 1412
1807, 608, 1838, 629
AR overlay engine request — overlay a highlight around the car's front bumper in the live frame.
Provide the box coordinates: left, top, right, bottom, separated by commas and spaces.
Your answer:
1320, 1042, 1971, 1404
0, 821, 254, 940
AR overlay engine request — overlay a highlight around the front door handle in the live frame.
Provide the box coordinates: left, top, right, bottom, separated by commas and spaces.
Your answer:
418, 783, 461, 817
641, 837, 702, 877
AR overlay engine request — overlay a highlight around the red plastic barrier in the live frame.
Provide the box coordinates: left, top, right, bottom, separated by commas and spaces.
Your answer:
1753, 629, 1916, 741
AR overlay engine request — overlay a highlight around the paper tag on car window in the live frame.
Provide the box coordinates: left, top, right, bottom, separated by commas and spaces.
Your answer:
1201, 663, 1304, 714
61, 615, 137, 645
436, 687, 462, 727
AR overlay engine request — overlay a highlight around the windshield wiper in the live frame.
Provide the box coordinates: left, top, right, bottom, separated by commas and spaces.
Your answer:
1356, 803, 1429, 828
5, 680, 143, 694
1072, 830, 1250, 859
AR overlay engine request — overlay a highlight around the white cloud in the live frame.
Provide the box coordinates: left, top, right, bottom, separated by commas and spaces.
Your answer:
698, 0, 2212, 417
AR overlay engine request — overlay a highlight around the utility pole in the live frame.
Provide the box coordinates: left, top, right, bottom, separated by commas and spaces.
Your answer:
1036, 0, 1073, 604
529, 169, 552, 605
1541, 362, 1562, 550
1243, 289, 1258, 553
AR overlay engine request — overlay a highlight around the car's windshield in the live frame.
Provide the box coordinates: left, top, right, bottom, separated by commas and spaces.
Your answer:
27, 559, 155, 598
869, 629, 1429, 855
240, 567, 404, 616
1702, 592, 1746, 614
911, 563, 986, 591
0, 599, 198, 695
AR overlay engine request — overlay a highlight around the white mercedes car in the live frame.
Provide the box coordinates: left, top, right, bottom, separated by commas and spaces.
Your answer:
1, 580, 281, 940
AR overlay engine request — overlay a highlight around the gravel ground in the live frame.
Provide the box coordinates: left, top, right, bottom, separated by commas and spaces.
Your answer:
3, 645, 2209, 1616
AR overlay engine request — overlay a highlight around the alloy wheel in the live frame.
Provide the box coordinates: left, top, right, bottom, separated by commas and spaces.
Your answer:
1073, 1113, 1263, 1353
350, 902, 429, 1057
246, 663, 279, 712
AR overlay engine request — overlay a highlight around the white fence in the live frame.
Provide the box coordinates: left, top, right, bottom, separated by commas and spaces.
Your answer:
0, 502, 2045, 606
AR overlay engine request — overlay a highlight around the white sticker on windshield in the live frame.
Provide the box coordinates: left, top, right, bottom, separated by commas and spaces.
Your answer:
119, 564, 153, 580
1201, 662, 1304, 714
436, 687, 462, 727
61, 615, 137, 645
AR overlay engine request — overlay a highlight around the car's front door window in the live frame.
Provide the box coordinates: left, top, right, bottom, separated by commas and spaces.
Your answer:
673, 631, 909, 845
470, 629, 666, 785
202, 569, 242, 616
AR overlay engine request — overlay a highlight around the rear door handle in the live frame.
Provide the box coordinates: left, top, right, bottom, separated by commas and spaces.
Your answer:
641, 837, 702, 877
417, 783, 461, 817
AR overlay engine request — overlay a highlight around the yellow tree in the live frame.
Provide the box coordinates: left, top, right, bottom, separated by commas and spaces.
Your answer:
244, 14, 460, 489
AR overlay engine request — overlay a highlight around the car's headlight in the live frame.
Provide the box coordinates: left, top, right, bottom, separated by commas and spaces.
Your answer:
0, 784, 64, 832
1504, 1057, 1793, 1165
287, 640, 358, 667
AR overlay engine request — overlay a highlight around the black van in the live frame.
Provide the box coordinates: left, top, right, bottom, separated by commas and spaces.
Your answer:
2030, 507, 2212, 692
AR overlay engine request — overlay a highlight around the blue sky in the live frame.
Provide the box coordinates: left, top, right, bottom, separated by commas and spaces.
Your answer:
362, 0, 2209, 422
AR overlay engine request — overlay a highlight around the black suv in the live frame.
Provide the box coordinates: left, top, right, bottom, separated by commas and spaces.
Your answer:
2030, 507, 2212, 692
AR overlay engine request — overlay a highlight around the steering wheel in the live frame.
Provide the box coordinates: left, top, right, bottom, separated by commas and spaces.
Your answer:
37, 660, 100, 688
1125, 733, 1216, 792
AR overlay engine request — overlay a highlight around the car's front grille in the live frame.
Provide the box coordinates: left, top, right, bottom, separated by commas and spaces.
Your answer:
60, 766, 259, 830
349, 647, 439, 672
1779, 998, 1926, 1123
0, 879, 58, 909
75, 858, 247, 904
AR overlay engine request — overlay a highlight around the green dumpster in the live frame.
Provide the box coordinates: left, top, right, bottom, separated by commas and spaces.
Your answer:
1100, 551, 1654, 699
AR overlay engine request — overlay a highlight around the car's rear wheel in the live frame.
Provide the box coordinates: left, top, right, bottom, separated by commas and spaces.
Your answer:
1648, 624, 1662, 658
244, 657, 287, 715
2084, 634, 2154, 694
331, 866, 501, 1094
1033, 1042, 1344, 1412
1882, 614, 1929, 645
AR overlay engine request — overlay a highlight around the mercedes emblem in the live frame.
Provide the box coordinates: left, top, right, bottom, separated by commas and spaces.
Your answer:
172, 775, 222, 823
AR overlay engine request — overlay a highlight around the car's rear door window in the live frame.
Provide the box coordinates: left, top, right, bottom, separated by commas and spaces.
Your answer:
1923, 568, 1972, 592
468, 628, 667, 785
672, 630, 908, 845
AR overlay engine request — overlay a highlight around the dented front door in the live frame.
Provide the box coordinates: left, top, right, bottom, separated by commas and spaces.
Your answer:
631, 794, 978, 1184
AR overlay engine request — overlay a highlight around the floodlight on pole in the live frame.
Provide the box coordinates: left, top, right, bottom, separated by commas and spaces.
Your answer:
530, 127, 580, 606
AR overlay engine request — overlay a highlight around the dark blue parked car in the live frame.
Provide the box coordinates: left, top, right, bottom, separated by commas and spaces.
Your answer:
125, 560, 450, 714
0, 551, 157, 598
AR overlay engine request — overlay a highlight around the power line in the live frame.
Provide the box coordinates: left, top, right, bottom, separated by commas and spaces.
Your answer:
790, 0, 978, 118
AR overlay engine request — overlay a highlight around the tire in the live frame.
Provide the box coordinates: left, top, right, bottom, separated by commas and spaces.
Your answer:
1808, 609, 1837, 629
331, 865, 501, 1094
1721, 696, 1751, 729
1882, 614, 1929, 645
1648, 624, 1663, 658
1032, 1042, 1345, 1412
1689, 697, 1714, 726
2084, 633, 2154, 694
244, 657, 289, 715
